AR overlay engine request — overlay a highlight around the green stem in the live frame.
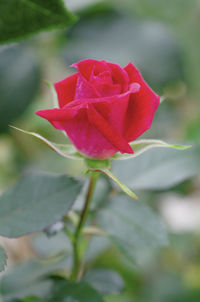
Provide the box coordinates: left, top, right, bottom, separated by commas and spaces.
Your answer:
71, 171, 99, 280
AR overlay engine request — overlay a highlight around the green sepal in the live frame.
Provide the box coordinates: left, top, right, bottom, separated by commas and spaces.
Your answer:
87, 164, 138, 200
101, 169, 138, 200
10, 126, 83, 160
85, 158, 111, 170
112, 139, 192, 160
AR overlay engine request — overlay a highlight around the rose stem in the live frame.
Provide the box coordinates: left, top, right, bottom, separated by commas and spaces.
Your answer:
71, 171, 99, 280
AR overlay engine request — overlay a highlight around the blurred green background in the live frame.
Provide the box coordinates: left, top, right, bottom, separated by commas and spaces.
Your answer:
0, 0, 200, 301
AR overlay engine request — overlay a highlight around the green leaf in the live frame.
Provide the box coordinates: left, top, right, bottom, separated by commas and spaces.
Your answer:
0, 172, 82, 237
97, 169, 138, 200
112, 139, 191, 160
0, 45, 40, 133
67, 0, 102, 12
97, 195, 168, 262
1, 258, 69, 300
112, 147, 200, 190
0, 0, 77, 44
21, 297, 45, 302
5, 300, 22, 302
10, 126, 83, 160
2, 279, 52, 301
83, 236, 110, 263
32, 232, 71, 257
84, 269, 124, 295
49, 279, 104, 302
0, 245, 7, 272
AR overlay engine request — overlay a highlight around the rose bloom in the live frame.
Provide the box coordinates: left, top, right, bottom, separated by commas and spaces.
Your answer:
36, 59, 159, 159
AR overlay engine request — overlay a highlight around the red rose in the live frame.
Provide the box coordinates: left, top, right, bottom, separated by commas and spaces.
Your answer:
36, 59, 159, 159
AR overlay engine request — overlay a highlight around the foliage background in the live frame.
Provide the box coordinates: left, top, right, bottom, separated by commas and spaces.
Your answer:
0, 0, 200, 301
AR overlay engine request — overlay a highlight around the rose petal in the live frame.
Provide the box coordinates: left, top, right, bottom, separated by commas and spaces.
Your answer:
93, 93, 129, 136
123, 62, 160, 141
90, 70, 113, 85
54, 73, 78, 108
36, 108, 77, 121
74, 72, 100, 99
87, 104, 133, 154
55, 110, 119, 159
107, 62, 129, 92
64, 86, 140, 111
36, 107, 78, 132
71, 59, 110, 81
71, 59, 130, 97
95, 83, 121, 97
89, 69, 121, 97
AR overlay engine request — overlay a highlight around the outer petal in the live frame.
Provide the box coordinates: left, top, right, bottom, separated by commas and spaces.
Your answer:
54, 73, 78, 108
87, 104, 133, 155
36, 104, 127, 159
54, 109, 120, 159
36, 107, 77, 130
123, 63, 160, 142
92, 91, 132, 136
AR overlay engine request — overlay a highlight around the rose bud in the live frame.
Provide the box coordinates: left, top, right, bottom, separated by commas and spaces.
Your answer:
36, 59, 159, 159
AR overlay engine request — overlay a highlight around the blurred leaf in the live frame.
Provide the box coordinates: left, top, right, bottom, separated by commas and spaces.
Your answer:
0, 245, 7, 272
84, 269, 124, 295
170, 289, 200, 302
2, 277, 52, 301
83, 236, 111, 263
64, 12, 183, 89
130, 0, 193, 22
124, 0, 200, 95
112, 139, 190, 160
0, 172, 82, 237
112, 147, 200, 190
0, 0, 77, 44
0, 45, 40, 133
97, 195, 168, 263
73, 176, 111, 212
21, 297, 45, 302
66, 0, 103, 12
10, 126, 83, 160
6, 300, 21, 302
5, 300, 22, 302
1, 258, 69, 300
139, 272, 185, 302
32, 232, 71, 257
49, 278, 104, 302
44, 80, 59, 108
185, 116, 200, 145
11, 297, 45, 302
